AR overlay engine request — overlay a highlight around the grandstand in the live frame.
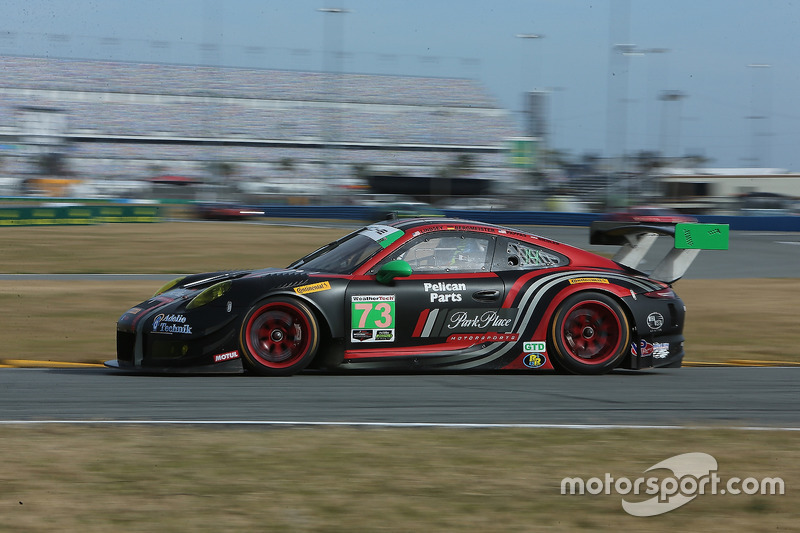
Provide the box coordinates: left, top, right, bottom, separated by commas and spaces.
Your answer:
0, 55, 522, 200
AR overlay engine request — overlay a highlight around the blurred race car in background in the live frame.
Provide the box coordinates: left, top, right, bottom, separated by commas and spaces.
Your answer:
194, 202, 265, 221
107, 218, 727, 376
601, 206, 698, 224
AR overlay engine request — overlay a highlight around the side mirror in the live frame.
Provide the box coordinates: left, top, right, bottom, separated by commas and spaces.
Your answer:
376, 260, 412, 285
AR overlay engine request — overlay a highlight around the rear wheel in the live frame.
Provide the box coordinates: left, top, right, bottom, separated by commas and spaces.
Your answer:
549, 292, 630, 375
239, 297, 320, 376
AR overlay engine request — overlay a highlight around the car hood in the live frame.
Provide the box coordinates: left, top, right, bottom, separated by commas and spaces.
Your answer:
178, 267, 309, 290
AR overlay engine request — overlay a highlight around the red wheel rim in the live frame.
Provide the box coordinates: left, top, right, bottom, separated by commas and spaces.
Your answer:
560, 300, 622, 365
245, 303, 311, 368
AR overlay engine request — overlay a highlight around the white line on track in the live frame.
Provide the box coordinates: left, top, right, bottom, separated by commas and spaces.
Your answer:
0, 420, 798, 431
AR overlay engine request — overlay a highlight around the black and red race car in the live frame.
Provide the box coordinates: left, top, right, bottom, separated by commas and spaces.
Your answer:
106, 218, 727, 376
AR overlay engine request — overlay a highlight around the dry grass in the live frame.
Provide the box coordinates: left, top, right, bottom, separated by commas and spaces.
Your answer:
0, 222, 344, 273
676, 278, 800, 362
0, 425, 796, 532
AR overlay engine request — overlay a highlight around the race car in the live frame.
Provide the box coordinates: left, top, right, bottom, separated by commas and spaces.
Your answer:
106, 218, 727, 376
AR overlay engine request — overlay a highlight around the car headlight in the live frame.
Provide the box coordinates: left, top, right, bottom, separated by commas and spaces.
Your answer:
186, 281, 232, 310
154, 276, 186, 296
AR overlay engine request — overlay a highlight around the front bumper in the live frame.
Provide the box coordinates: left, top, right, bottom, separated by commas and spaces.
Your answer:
113, 292, 245, 373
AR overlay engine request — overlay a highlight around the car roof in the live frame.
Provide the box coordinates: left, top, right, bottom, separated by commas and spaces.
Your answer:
382, 217, 514, 232
378, 217, 552, 244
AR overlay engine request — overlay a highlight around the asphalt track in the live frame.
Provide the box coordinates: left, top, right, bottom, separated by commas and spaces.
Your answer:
0, 367, 798, 428
2, 226, 798, 428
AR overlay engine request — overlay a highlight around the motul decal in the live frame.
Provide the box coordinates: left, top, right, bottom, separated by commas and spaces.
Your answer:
213, 350, 239, 363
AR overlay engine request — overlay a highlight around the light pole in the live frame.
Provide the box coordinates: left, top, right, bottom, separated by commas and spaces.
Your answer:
317, 7, 349, 202
746, 63, 771, 168
659, 90, 686, 159
641, 48, 669, 153
516, 33, 545, 172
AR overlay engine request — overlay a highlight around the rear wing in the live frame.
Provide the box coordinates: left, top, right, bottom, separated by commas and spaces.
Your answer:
589, 221, 729, 283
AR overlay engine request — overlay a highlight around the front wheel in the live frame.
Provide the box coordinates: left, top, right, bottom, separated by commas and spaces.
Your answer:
548, 292, 631, 375
239, 297, 320, 376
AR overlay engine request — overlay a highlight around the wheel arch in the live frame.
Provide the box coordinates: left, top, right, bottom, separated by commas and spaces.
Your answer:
545, 286, 635, 374
546, 284, 636, 332
258, 290, 340, 368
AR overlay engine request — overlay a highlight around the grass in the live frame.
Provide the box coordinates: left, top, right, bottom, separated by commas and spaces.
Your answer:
0, 221, 344, 274
0, 426, 797, 532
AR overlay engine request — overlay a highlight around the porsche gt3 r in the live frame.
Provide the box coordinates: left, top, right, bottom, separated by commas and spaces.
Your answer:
107, 218, 727, 375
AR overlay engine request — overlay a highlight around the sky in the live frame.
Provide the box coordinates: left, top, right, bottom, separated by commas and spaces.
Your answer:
3, 0, 800, 170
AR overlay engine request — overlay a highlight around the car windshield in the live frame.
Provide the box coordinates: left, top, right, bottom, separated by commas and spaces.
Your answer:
289, 225, 403, 274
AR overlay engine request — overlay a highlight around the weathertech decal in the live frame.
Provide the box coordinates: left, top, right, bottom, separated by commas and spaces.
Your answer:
294, 281, 332, 295
351, 295, 395, 342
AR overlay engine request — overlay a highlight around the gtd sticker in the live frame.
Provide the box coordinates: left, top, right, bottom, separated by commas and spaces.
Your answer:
523, 353, 547, 368
523, 341, 547, 352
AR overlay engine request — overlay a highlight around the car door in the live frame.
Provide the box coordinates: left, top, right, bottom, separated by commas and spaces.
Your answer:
345, 231, 513, 355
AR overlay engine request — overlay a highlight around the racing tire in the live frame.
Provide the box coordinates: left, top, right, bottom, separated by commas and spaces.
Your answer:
239, 297, 320, 376
548, 292, 631, 375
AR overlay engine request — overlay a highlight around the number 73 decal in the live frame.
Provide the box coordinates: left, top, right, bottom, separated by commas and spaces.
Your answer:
351, 295, 396, 329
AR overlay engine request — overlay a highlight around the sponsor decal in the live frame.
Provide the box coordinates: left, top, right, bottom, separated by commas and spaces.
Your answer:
294, 281, 332, 295
632, 340, 669, 359
125, 307, 143, 316
569, 277, 609, 285
213, 350, 240, 363
152, 313, 192, 334
647, 312, 665, 330
523, 341, 547, 353
446, 309, 515, 332
423, 281, 466, 303
653, 342, 670, 359
351, 295, 395, 342
523, 353, 547, 368
351, 329, 374, 342
632, 340, 654, 357
414, 308, 518, 338
447, 333, 519, 343
360, 225, 404, 248
375, 330, 394, 342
